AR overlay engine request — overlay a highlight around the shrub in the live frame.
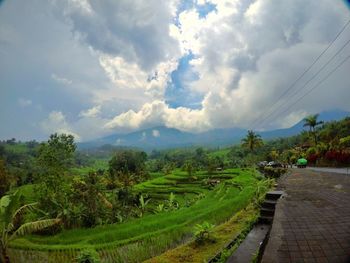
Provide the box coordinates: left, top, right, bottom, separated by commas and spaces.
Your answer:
193, 221, 215, 244
307, 153, 319, 164
261, 167, 287, 178
76, 249, 100, 263
325, 150, 350, 164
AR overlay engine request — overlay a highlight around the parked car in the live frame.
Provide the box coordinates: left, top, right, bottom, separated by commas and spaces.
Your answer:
296, 158, 307, 168
266, 161, 283, 168
257, 161, 268, 168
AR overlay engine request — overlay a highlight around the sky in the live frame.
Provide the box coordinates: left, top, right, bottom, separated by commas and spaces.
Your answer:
0, 0, 350, 142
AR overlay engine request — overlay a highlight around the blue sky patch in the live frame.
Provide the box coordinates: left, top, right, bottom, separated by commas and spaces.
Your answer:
174, 0, 217, 26
165, 53, 202, 109
196, 1, 217, 18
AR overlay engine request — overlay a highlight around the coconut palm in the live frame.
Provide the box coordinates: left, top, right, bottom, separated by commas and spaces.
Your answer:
303, 114, 323, 145
0, 191, 61, 262
241, 130, 263, 152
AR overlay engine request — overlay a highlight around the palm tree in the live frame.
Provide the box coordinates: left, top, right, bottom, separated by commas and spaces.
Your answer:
0, 191, 61, 262
303, 114, 323, 145
241, 130, 263, 152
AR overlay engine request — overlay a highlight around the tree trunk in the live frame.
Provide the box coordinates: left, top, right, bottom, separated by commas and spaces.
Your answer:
1, 247, 10, 263
314, 131, 318, 145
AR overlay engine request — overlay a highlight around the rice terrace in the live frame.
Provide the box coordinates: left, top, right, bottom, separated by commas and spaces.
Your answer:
7, 168, 270, 262
1, 0, 350, 262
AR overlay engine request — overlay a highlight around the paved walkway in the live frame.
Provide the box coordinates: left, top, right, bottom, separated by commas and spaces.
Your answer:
262, 168, 350, 263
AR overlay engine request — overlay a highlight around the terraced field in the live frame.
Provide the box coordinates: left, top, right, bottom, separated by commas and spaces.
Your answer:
9, 168, 268, 263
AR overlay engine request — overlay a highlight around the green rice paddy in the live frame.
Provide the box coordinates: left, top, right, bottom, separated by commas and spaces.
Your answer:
9, 168, 265, 262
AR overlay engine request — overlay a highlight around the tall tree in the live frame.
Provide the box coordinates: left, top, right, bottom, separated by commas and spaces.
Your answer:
108, 150, 147, 185
241, 130, 263, 152
36, 133, 76, 218
0, 160, 9, 198
303, 114, 323, 145
37, 133, 76, 189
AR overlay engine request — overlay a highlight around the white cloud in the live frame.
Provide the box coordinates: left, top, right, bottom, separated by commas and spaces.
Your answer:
18, 98, 32, 107
51, 73, 73, 85
152, 129, 160, 137
104, 0, 350, 134
67, 0, 93, 14
79, 105, 101, 118
104, 100, 210, 133
40, 111, 81, 141
40, 110, 112, 141
55, 0, 180, 70
98, 54, 178, 102
278, 110, 309, 129
2, 0, 350, 142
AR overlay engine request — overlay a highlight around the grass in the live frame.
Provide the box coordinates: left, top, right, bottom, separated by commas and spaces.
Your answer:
3, 142, 31, 154
208, 148, 230, 159
145, 204, 259, 263
9, 168, 264, 262
71, 159, 109, 176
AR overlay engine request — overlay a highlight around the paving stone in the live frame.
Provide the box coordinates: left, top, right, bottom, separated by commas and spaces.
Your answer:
261, 169, 350, 263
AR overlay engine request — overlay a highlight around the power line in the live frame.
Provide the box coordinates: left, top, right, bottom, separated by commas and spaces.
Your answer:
250, 18, 350, 130
272, 54, 350, 122
254, 38, 350, 129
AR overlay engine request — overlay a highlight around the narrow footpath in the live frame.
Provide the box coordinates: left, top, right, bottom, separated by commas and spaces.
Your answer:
262, 168, 350, 263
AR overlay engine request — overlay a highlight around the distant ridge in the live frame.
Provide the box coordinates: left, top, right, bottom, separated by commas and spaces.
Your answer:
78, 110, 349, 150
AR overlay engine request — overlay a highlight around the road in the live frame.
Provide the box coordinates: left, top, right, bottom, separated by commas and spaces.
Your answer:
306, 166, 350, 175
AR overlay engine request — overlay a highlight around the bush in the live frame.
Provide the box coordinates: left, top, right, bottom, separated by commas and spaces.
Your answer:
325, 150, 350, 164
261, 167, 287, 178
76, 249, 100, 263
193, 221, 215, 244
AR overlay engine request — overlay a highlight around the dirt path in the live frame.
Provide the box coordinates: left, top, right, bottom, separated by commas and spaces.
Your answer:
262, 168, 350, 263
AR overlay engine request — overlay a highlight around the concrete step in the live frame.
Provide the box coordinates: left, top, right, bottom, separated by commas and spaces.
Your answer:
260, 208, 275, 217
258, 215, 274, 224
261, 200, 277, 209
265, 191, 284, 200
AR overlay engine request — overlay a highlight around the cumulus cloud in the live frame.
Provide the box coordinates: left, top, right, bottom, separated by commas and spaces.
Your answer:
54, 0, 180, 70
1, 0, 350, 141
41, 110, 113, 141
40, 111, 81, 141
104, 100, 209, 133
79, 105, 101, 118
105, 0, 350, 133
99, 55, 178, 99
49, 0, 184, 112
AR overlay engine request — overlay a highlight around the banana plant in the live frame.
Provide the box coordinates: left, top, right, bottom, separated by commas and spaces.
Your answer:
136, 195, 151, 217
193, 221, 215, 244
0, 191, 61, 263
166, 192, 179, 211
155, 203, 164, 213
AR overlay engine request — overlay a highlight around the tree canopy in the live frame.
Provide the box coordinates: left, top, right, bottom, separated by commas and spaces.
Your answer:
241, 130, 263, 152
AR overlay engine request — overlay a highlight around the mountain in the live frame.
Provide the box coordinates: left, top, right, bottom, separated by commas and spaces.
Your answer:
78, 110, 349, 150
78, 126, 193, 150
260, 109, 350, 139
